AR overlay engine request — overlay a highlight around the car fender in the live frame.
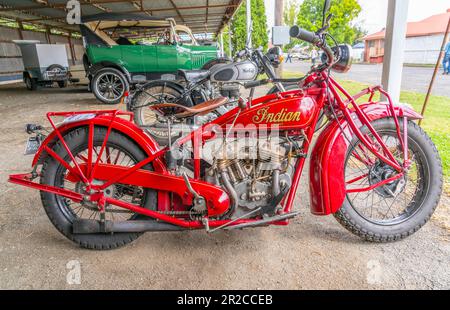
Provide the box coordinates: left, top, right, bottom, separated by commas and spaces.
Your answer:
32, 115, 166, 173
88, 61, 132, 83
309, 103, 422, 215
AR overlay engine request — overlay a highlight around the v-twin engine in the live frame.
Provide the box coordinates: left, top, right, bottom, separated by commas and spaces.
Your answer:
205, 136, 296, 218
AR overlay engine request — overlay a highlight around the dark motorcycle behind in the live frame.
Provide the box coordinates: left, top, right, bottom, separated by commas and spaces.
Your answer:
127, 46, 304, 145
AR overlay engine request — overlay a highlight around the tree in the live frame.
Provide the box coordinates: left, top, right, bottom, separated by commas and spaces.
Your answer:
229, 0, 269, 53
296, 0, 362, 45
283, 0, 301, 51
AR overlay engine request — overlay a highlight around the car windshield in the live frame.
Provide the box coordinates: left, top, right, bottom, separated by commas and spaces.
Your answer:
176, 30, 194, 45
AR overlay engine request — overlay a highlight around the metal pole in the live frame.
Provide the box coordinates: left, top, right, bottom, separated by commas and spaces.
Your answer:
246, 0, 252, 48
219, 31, 224, 57
419, 17, 450, 125
228, 30, 233, 58
68, 33, 76, 66
381, 0, 409, 104
274, 0, 284, 77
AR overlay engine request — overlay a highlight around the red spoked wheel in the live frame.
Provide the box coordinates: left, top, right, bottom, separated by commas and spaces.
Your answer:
39, 126, 157, 250
334, 118, 443, 242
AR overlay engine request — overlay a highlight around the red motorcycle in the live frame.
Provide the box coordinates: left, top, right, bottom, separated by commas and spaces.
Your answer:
9, 6, 442, 250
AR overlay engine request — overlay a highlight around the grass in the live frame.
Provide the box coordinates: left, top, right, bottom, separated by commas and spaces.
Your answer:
284, 71, 450, 186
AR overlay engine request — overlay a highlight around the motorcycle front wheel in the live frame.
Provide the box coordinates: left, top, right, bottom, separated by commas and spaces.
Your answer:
335, 118, 443, 242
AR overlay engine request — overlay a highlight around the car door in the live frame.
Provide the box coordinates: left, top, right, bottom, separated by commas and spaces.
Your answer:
141, 44, 158, 75
119, 45, 144, 74
156, 43, 191, 72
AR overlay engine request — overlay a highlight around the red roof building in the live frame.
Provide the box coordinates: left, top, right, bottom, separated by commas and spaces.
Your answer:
363, 9, 450, 64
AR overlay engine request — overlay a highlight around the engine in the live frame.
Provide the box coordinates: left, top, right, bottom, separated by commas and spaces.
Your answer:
204, 136, 298, 218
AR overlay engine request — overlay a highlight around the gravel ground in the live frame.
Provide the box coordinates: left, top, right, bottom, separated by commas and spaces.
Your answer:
0, 83, 449, 290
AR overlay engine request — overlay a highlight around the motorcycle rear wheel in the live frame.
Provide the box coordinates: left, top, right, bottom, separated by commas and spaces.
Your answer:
334, 118, 443, 242
40, 126, 157, 250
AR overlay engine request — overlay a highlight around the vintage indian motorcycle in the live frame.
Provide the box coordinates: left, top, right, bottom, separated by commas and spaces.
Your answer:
9, 2, 442, 249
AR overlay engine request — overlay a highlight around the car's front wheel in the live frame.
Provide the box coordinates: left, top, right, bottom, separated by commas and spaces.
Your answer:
92, 68, 129, 104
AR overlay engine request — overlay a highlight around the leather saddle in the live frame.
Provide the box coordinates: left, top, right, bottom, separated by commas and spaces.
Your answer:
177, 69, 210, 84
149, 97, 229, 118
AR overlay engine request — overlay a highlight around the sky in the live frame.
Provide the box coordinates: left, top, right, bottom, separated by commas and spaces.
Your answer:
264, 0, 450, 34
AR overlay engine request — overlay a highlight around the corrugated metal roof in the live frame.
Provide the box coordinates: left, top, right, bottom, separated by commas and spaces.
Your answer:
0, 0, 243, 35
364, 9, 450, 41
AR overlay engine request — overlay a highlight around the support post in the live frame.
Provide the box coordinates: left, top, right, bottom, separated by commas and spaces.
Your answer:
228, 29, 233, 58
68, 33, 76, 66
219, 31, 224, 57
246, 0, 252, 48
419, 17, 450, 125
381, 0, 409, 104
274, 0, 284, 77
45, 26, 51, 44
17, 20, 24, 40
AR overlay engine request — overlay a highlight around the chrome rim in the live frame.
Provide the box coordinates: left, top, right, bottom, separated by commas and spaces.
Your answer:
95, 72, 125, 102
345, 130, 428, 225
55, 145, 146, 223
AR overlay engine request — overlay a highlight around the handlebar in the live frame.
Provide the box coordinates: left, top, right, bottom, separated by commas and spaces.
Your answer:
289, 25, 335, 68
244, 79, 269, 89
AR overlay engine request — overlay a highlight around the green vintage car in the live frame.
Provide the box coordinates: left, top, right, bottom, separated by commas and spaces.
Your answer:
80, 13, 220, 104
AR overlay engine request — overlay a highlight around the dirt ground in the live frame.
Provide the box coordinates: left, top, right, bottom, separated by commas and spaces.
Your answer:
0, 83, 449, 290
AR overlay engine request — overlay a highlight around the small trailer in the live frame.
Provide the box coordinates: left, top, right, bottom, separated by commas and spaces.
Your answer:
14, 40, 78, 90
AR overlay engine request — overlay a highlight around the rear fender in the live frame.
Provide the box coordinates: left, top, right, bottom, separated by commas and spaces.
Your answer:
32, 115, 166, 173
309, 103, 422, 215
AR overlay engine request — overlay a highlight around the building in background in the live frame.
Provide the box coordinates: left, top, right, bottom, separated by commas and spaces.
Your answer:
351, 42, 365, 63
363, 9, 450, 64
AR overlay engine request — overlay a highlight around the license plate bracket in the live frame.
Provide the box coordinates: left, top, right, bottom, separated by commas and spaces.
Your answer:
24, 136, 41, 155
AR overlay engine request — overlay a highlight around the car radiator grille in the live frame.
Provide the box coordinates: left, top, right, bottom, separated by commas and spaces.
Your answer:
192, 54, 206, 68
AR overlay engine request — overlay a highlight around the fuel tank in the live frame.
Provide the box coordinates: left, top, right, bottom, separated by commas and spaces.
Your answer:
216, 94, 318, 130
209, 60, 258, 83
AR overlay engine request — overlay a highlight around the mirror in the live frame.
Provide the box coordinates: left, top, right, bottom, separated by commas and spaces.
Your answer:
322, 0, 331, 27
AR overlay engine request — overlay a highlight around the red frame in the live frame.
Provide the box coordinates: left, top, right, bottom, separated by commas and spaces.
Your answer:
9, 71, 421, 229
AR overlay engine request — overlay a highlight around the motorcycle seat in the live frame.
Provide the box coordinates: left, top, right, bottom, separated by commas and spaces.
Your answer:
178, 69, 210, 84
149, 97, 229, 118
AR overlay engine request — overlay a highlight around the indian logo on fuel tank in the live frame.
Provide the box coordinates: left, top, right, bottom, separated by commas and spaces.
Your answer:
252, 107, 301, 124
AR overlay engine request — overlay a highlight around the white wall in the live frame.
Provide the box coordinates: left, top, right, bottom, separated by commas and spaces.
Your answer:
403, 34, 444, 64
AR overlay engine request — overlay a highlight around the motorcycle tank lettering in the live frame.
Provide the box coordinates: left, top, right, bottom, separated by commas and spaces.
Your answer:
209, 60, 258, 82
232, 96, 317, 129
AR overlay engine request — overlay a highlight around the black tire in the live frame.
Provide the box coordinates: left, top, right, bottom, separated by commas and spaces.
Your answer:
133, 85, 188, 145
334, 118, 443, 242
92, 67, 129, 104
57, 80, 68, 88
40, 127, 157, 250
24, 74, 37, 91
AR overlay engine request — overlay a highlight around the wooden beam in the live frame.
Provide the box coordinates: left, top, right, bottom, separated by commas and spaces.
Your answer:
168, 0, 185, 23
216, 0, 243, 36
68, 33, 77, 65
17, 19, 24, 39
0, 2, 239, 13
206, 0, 209, 23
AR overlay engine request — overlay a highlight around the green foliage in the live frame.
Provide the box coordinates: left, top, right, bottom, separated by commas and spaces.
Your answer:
283, 0, 302, 51
296, 0, 362, 45
230, 0, 269, 53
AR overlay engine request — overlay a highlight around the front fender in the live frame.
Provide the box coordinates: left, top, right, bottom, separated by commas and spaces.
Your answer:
309, 103, 422, 215
32, 114, 166, 173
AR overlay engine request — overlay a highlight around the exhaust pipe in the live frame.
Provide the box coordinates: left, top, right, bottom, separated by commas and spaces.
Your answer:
73, 219, 186, 234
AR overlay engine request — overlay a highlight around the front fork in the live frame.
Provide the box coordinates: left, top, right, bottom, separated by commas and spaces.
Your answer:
336, 84, 412, 193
